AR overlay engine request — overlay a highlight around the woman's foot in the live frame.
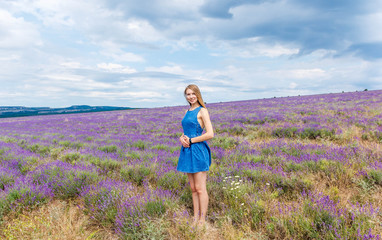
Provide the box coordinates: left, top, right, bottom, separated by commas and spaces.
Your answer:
198, 220, 208, 230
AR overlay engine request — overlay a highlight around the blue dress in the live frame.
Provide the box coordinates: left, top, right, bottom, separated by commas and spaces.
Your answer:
177, 106, 212, 173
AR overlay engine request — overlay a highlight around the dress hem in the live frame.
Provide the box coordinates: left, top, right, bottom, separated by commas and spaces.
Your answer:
177, 168, 210, 173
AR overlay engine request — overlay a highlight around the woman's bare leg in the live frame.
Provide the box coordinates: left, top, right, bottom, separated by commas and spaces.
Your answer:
187, 173, 199, 223
193, 171, 208, 224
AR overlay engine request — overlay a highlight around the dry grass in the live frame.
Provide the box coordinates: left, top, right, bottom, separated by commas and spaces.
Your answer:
359, 140, 382, 154
0, 200, 117, 240
166, 207, 235, 240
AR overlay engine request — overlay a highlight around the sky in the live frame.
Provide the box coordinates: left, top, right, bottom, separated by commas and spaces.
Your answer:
1, 0, 382, 108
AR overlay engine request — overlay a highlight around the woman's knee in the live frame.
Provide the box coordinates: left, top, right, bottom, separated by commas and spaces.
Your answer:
194, 184, 206, 194
190, 185, 197, 193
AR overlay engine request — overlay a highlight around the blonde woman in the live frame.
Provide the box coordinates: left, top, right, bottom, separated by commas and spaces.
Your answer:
177, 84, 214, 226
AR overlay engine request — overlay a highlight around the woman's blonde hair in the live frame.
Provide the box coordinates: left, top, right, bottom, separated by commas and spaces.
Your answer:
184, 84, 206, 108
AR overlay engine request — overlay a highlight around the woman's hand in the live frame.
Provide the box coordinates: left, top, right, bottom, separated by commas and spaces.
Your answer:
179, 134, 190, 148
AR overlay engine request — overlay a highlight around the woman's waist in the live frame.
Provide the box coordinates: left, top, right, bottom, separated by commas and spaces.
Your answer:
183, 133, 202, 138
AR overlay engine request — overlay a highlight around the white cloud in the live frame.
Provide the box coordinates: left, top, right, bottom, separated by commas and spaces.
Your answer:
72, 90, 163, 101
229, 1, 314, 26
145, 64, 184, 74
285, 68, 327, 80
356, 12, 382, 42
100, 47, 145, 63
258, 44, 299, 58
289, 82, 298, 89
210, 38, 299, 58
97, 63, 137, 73
9, 0, 163, 46
89, 12, 163, 46
0, 9, 42, 49
0, 54, 20, 61
42, 74, 83, 82
60, 62, 82, 68
0, 91, 26, 98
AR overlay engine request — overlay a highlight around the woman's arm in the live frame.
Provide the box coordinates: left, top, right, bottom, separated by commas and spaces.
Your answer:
186, 108, 214, 144
179, 110, 190, 147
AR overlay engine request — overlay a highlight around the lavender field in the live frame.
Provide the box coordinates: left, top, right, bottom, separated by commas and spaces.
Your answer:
1, 90, 382, 239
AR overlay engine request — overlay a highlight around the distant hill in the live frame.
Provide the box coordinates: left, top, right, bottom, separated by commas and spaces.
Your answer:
0, 105, 135, 118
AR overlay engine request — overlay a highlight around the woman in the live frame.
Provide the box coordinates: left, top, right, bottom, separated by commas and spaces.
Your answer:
177, 84, 214, 227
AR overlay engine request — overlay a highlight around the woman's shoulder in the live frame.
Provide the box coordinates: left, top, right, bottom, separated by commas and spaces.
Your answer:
199, 106, 207, 111
199, 107, 209, 114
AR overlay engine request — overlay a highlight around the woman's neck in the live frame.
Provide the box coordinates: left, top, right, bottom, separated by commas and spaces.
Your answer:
190, 103, 200, 109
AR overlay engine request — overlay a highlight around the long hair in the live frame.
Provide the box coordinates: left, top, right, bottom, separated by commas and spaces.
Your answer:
184, 84, 207, 108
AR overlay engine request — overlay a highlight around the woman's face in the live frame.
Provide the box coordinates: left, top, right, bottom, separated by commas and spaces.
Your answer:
185, 88, 198, 105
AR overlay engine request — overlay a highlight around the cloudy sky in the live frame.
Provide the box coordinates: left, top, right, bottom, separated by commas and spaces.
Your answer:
1, 0, 382, 108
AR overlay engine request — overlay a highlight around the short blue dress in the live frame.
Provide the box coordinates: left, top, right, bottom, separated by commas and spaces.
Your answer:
177, 106, 212, 173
